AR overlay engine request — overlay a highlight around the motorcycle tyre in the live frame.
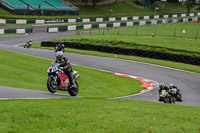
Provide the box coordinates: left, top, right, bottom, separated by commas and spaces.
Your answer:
176, 94, 182, 101
68, 81, 79, 96
166, 95, 172, 104
172, 97, 175, 104
163, 98, 168, 103
47, 77, 57, 93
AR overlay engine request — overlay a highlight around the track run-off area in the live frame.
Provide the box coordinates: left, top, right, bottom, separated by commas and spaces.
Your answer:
0, 31, 200, 106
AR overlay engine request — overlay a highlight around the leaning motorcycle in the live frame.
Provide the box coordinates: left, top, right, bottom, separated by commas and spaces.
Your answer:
47, 62, 79, 96
167, 89, 176, 104
171, 88, 182, 101
24, 43, 31, 48
159, 90, 168, 103
159, 90, 175, 104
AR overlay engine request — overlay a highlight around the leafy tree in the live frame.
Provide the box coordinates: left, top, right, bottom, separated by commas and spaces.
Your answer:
82, 0, 88, 5
92, 0, 96, 8
186, 0, 196, 13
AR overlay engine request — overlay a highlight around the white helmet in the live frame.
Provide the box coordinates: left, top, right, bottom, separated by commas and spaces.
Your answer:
169, 83, 174, 87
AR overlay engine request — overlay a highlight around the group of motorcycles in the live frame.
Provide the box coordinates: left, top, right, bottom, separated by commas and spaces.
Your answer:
158, 87, 182, 104
25, 40, 181, 100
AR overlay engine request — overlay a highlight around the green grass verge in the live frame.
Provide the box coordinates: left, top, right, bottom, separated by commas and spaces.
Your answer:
0, 33, 24, 36
28, 42, 200, 74
27, 42, 200, 73
0, 1, 199, 19
52, 22, 200, 57
0, 98, 200, 132
0, 49, 144, 98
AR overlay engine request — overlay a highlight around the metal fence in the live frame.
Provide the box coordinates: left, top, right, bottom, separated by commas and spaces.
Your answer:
41, 41, 200, 66
73, 21, 200, 40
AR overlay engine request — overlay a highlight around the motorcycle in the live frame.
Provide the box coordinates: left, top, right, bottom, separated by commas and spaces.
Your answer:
167, 89, 176, 104
159, 90, 175, 104
47, 62, 80, 96
170, 88, 182, 101
159, 90, 168, 103
24, 42, 32, 48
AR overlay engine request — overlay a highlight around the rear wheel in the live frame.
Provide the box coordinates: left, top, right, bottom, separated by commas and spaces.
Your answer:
68, 81, 79, 96
47, 77, 57, 93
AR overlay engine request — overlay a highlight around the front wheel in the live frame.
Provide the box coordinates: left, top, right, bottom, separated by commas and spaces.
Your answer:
47, 77, 57, 93
176, 94, 182, 101
163, 98, 168, 103
68, 81, 79, 96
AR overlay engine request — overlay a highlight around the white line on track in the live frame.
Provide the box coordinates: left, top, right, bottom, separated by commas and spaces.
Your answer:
3, 45, 199, 100
15, 43, 200, 76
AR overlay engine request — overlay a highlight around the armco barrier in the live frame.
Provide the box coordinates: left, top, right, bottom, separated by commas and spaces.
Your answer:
0, 28, 33, 34
1, 12, 200, 24
47, 17, 200, 32
41, 41, 200, 66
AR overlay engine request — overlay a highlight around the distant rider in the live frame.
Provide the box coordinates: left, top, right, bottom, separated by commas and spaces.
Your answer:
158, 83, 169, 95
25, 39, 32, 47
55, 51, 76, 88
54, 41, 65, 53
169, 83, 180, 92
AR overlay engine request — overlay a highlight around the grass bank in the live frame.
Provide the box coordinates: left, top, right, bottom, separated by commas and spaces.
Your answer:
0, 33, 24, 36
52, 22, 200, 57
0, 2, 199, 19
0, 49, 144, 98
0, 98, 199, 132
27, 42, 200, 74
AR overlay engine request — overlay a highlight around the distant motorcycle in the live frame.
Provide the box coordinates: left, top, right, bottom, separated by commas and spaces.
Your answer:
167, 89, 176, 104
159, 90, 168, 103
24, 41, 32, 48
159, 90, 175, 104
170, 88, 182, 101
47, 62, 80, 96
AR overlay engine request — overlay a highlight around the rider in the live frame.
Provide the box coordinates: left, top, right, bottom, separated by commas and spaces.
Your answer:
169, 83, 180, 92
55, 51, 76, 88
25, 39, 32, 46
54, 41, 65, 53
158, 83, 169, 94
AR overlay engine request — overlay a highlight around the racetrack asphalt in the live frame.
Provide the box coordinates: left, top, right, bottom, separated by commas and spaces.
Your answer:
0, 32, 200, 106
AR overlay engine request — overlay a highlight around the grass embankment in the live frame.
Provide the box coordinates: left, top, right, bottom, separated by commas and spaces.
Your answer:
0, 1, 199, 19
0, 33, 24, 36
0, 50, 200, 133
0, 98, 200, 132
27, 42, 200, 74
53, 22, 200, 57
0, 49, 144, 98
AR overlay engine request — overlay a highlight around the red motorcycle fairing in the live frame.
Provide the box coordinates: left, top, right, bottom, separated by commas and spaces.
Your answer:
58, 72, 69, 87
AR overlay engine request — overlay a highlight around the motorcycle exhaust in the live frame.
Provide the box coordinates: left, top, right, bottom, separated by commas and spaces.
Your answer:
74, 74, 80, 80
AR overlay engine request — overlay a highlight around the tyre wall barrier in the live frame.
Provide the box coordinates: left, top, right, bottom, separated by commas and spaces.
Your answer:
1, 12, 200, 24
0, 28, 33, 34
47, 17, 200, 32
41, 41, 200, 66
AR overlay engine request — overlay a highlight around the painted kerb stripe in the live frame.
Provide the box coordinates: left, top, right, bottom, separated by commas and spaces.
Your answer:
2, 12, 200, 24
0, 19, 6, 24
0, 29, 4, 34
48, 17, 200, 32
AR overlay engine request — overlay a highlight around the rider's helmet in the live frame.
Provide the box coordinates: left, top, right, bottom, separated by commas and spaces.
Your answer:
169, 83, 174, 88
55, 51, 63, 61
55, 41, 65, 53
159, 83, 164, 89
